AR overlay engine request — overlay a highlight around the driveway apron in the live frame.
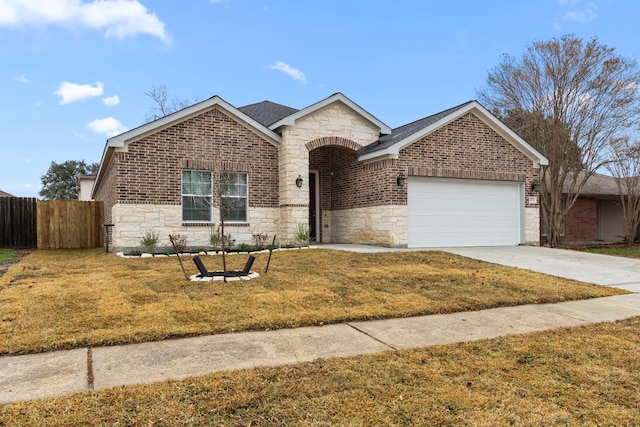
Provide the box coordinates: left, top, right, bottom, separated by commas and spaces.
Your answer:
443, 245, 640, 293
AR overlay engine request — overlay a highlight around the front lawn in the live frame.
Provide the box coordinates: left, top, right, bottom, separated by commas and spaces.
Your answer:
0, 248, 17, 263
0, 248, 624, 355
2, 317, 639, 425
584, 245, 640, 258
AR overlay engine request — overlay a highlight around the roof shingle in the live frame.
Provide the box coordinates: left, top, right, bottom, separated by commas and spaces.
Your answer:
358, 101, 475, 155
238, 101, 299, 127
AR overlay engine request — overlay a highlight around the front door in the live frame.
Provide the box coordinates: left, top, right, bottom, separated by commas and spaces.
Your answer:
309, 171, 318, 241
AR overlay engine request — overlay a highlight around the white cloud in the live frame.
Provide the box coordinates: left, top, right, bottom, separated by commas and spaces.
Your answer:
15, 75, 29, 83
564, 8, 597, 23
558, 0, 598, 24
87, 117, 127, 137
102, 95, 120, 106
55, 81, 104, 104
269, 61, 307, 84
0, 0, 170, 42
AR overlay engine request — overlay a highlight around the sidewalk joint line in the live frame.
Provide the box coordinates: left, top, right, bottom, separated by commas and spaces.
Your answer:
346, 323, 397, 351
87, 347, 94, 390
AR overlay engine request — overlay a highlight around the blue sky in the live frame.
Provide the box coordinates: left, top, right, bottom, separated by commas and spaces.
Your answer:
1, 0, 639, 198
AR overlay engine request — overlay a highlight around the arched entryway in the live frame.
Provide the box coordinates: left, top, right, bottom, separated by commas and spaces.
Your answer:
306, 137, 362, 243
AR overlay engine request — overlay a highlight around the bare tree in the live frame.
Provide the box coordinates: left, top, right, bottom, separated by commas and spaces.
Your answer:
606, 135, 640, 244
145, 84, 190, 122
478, 35, 640, 246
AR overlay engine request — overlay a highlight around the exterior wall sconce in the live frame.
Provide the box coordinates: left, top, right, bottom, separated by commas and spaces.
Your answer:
295, 175, 304, 188
531, 181, 540, 192
397, 173, 407, 186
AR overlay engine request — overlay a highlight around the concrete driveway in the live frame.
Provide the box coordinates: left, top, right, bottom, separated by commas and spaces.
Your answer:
315, 243, 640, 292
444, 245, 640, 293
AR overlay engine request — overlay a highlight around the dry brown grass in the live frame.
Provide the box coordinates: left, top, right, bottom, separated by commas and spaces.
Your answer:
2, 317, 638, 426
0, 248, 624, 355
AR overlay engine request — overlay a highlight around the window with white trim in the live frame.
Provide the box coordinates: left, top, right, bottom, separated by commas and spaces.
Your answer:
220, 172, 248, 222
182, 170, 212, 222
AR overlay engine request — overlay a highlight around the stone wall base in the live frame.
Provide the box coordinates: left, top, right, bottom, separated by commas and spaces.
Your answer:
110, 203, 279, 252
325, 205, 408, 247
525, 207, 541, 245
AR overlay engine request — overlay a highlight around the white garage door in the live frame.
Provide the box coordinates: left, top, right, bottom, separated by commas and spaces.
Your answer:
408, 177, 523, 248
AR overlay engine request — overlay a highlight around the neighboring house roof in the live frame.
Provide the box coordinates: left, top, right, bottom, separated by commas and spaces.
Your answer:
358, 100, 549, 168
579, 173, 620, 196
553, 172, 621, 197
0, 190, 14, 197
238, 101, 299, 127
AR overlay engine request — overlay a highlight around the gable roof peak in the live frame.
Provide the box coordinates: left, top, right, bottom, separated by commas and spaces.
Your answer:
358, 100, 548, 168
268, 92, 391, 135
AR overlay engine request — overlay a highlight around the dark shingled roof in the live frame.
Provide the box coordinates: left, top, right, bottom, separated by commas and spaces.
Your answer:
238, 101, 299, 128
358, 101, 475, 156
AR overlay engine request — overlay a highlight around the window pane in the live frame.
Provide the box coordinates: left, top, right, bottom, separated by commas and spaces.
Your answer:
182, 170, 212, 222
183, 196, 211, 221
221, 197, 247, 222
220, 172, 247, 196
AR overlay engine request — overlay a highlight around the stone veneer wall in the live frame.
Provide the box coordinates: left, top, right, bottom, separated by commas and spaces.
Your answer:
327, 205, 408, 246
110, 204, 279, 251
279, 102, 382, 242
525, 207, 540, 245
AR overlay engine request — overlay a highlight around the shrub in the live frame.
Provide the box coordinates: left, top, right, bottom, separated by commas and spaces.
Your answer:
209, 225, 222, 250
237, 243, 255, 252
294, 223, 311, 247
209, 224, 235, 252
139, 229, 160, 253
170, 234, 188, 253
252, 232, 270, 250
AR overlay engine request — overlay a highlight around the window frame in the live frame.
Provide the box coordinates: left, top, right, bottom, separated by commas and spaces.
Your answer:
219, 172, 248, 223
181, 170, 213, 223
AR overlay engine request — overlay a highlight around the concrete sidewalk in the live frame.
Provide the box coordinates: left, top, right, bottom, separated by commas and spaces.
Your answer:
2, 244, 640, 404
1, 293, 639, 404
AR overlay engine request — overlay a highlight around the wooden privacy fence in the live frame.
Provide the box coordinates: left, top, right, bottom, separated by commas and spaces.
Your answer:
0, 197, 37, 247
37, 200, 104, 249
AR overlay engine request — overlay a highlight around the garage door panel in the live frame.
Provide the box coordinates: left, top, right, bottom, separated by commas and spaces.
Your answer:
408, 177, 522, 247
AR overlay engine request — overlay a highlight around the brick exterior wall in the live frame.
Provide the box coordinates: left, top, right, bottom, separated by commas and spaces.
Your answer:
307, 113, 541, 245
95, 99, 542, 249
540, 197, 598, 244
111, 108, 278, 208
94, 154, 118, 225
309, 146, 403, 210
564, 197, 598, 242
94, 107, 279, 249
398, 113, 539, 208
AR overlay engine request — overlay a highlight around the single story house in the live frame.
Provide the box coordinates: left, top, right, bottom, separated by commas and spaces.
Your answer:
91, 93, 548, 252
541, 173, 626, 245
0, 190, 14, 198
